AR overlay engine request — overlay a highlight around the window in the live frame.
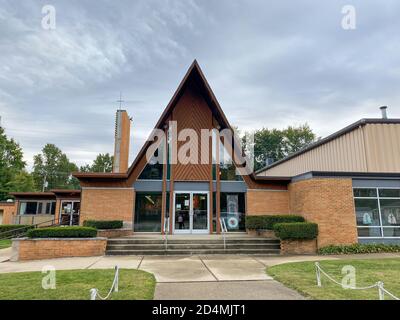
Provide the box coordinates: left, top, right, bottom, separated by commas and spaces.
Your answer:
134, 193, 162, 232
219, 142, 243, 181
19, 202, 37, 215
353, 188, 400, 238
220, 192, 245, 231
60, 201, 80, 214
18, 201, 56, 215
138, 147, 164, 180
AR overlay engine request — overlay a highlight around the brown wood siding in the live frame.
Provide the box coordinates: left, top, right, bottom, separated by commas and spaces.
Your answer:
172, 83, 213, 181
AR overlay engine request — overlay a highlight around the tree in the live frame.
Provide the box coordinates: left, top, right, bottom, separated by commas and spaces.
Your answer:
32, 144, 79, 191
80, 153, 114, 173
0, 127, 27, 199
249, 124, 316, 171
6, 170, 36, 193
282, 124, 316, 156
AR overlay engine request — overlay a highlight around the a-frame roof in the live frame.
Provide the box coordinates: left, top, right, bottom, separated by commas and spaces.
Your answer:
74, 60, 290, 186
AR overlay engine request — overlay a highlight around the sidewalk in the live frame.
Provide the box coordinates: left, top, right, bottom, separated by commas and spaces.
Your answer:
0, 251, 398, 299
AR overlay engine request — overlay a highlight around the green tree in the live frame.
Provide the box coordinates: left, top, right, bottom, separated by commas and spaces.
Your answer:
282, 124, 316, 156
250, 124, 316, 171
80, 153, 114, 173
0, 127, 26, 199
32, 144, 79, 191
6, 170, 36, 192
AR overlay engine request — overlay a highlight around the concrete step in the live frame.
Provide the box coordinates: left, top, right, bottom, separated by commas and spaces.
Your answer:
107, 238, 280, 245
106, 243, 281, 250
105, 248, 281, 256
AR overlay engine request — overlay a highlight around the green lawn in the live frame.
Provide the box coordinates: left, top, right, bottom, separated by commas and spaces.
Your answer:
0, 239, 11, 249
0, 269, 156, 300
267, 258, 400, 300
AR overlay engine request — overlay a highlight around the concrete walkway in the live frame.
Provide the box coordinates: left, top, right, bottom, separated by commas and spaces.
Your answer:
0, 251, 398, 299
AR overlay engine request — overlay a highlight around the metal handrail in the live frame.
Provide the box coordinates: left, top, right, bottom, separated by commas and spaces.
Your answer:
163, 217, 170, 250
0, 217, 62, 239
219, 218, 228, 250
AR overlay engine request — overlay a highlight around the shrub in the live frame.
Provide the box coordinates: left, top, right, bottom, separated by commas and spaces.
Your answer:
319, 243, 400, 255
0, 225, 34, 239
27, 227, 97, 238
83, 220, 123, 230
273, 222, 318, 240
245, 215, 305, 230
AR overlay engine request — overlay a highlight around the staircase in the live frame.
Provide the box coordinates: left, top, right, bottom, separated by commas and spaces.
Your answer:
106, 236, 281, 255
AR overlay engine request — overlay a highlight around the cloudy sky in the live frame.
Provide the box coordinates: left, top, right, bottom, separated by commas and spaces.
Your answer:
1, 0, 399, 169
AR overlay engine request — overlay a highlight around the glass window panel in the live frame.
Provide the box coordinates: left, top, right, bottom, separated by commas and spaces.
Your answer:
357, 227, 382, 237
51, 202, 56, 215
19, 202, 27, 215
61, 202, 73, 214
354, 199, 380, 226
23, 202, 38, 215
220, 192, 245, 231
219, 141, 243, 181
379, 189, 400, 198
353, 188, 377, 197
45, 202, 51, 214
138, 148, 163, 180
383, 228, 400, 237
379, 199, 400, 226
37, 202, 43, 214
134, 193, 162, 232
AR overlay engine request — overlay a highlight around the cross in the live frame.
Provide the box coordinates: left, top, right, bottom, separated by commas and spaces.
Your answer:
117, 92, 124, 110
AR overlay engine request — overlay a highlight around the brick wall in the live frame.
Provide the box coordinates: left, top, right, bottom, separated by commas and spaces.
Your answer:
281, 239, 317, 255
97, 229, 133, 238
289, 178, 358, 248
246, 190, 289, 215
0, 202, 17, 224
80, 188, 134, 225
11, 238, 107, 261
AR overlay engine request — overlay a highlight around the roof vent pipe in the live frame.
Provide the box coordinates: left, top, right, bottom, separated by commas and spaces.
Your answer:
380, 106, 388, 119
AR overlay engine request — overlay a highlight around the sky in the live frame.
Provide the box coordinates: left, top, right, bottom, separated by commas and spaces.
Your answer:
1, 0, 400, 170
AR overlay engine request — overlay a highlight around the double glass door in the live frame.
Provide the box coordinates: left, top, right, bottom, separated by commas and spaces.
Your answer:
173, 192, 209, 234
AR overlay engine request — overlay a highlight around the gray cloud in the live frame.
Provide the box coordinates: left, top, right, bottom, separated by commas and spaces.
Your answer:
0, 0, 399, 169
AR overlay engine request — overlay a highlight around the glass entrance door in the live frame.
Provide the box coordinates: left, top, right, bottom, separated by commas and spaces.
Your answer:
174, 193, 190, 232
173, 192, 209, 234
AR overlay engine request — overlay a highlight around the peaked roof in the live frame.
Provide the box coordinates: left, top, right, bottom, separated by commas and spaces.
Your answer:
74, 60, 290, 185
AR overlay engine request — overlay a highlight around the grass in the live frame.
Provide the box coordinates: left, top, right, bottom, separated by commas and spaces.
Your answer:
267, 258, 400, 300
0, 269, 156, 300
0, 239, 11, 249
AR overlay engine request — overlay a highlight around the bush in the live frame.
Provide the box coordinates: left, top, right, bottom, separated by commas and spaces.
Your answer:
245, 215, 305, 230
27, 227, 97, 238
0, 225, 34, 239
319, 243, 400, 255
83, 220, 123, 230
273, 222, 318, 240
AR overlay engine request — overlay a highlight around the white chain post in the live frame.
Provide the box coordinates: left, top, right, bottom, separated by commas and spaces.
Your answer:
315, 262, 322, 287
378, 281, 385, 300
114, 266, 119, 293
90, 288, 97, 300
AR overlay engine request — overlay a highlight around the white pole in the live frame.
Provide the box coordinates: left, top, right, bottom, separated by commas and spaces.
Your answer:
114, 266, 119, 292
378, 282, 385, 300
315, 262, 322, 287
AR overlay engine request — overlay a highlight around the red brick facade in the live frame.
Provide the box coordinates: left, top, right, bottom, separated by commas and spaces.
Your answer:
11, 238, 107, 261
